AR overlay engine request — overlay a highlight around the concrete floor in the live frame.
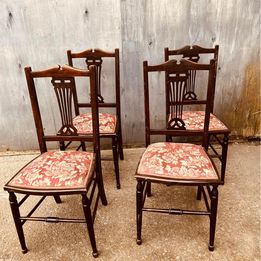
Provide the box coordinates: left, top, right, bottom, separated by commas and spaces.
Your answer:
0, 142, 260, 261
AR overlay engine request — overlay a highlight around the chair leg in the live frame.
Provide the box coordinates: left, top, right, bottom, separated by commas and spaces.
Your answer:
221, 134, 229, 184
196, 186, 202, 200
136, 180, 144, 245
81, 142, 86, 151
81, 194, 98, 258
53, 195, 62, 204
209, 186, 218, 251
118, 129, 124, 160
59, 141, 65, 151
9, 192, 28, 254
112, 137, 121, 189
166, 135, 172, 142
95, 159, 108, 206
146, 182, 151, 197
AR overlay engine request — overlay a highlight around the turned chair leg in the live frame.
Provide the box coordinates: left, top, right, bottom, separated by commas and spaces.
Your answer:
136, 180, 144, 245
9, 192, 28, 254
82, 194, 98, 257
209, 186, 218, 251
112, 137, 121, 189
221, 134, 229, 184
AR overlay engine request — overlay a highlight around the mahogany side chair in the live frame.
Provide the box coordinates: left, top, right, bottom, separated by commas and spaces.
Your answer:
136, 59, 222, 251
164, 45, 230, 184
4, 65, 107, 258
66, 48, 123, 189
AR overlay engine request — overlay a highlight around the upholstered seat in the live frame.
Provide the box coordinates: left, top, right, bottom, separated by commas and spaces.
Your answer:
137, 142, 218, 180
7, 151, 95, 190
168, 111, 228, 131
73, 113, 117, 135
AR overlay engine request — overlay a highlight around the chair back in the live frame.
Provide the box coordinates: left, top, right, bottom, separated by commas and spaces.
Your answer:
164, 45, 218, 111
24, 65, 100, 154
67, 48, 121, 117
143, 59, 216, 148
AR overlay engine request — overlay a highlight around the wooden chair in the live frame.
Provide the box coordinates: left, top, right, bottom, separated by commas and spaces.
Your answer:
136, 59, 222, 251
4, 65, 107, 258
67, 48, 123, 189
164, 45, 230, 184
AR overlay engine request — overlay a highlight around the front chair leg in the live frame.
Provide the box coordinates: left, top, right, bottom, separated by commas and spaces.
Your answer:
136, 180, 145, 245
112, 137, 121, 189
82, 194, 98, 258
9, 192, 28, 254
209, 185, 219, 251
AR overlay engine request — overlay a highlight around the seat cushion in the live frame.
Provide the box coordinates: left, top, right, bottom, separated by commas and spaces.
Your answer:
168, 111, 229, 131
73, 113, 117, 135
136, 142, 218, 180
7, 151, 95, 190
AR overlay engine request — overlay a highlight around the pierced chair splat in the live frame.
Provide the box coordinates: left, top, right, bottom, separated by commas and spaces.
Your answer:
164, 45, 230, 184
67, 48, 123, 189
4, 64, 107, 258
136, 58, 223, 251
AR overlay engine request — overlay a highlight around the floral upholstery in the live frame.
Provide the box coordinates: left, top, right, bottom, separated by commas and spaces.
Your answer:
168, 111, 228, 131
73, 113, 117, 135
8, 151, 95, 190
137, 142, 218, 180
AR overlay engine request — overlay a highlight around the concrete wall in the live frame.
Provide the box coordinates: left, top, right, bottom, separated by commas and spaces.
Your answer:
0, 0, 260, 151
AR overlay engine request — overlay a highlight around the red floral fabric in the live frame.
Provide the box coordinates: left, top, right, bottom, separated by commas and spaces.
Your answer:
8, 151, 94, 189
73, 113, 117, 134
137, 142, 218, 180
168, 111, 228, 131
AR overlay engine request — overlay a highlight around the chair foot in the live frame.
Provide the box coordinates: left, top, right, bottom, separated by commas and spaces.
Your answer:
208, 245, 214, 251
92, 252, 99, 258
117, 184, 121, 189
22, 248, 28, 254
136, 239, 142, 245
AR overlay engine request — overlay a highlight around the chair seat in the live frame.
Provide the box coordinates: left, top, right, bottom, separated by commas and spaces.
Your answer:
6, 151, 95, 190
73, 113, 117, 135
168, 111, 229, 132
136, 142, 218, 181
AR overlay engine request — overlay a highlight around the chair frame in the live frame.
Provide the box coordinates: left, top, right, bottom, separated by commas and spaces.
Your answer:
67, 48, 123, 189
164, 45, 230, 184
4, 65, 107, 258
136, 59, 222, 251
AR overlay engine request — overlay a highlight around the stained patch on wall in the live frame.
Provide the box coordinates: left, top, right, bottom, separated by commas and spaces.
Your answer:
222, 61, 260, 138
